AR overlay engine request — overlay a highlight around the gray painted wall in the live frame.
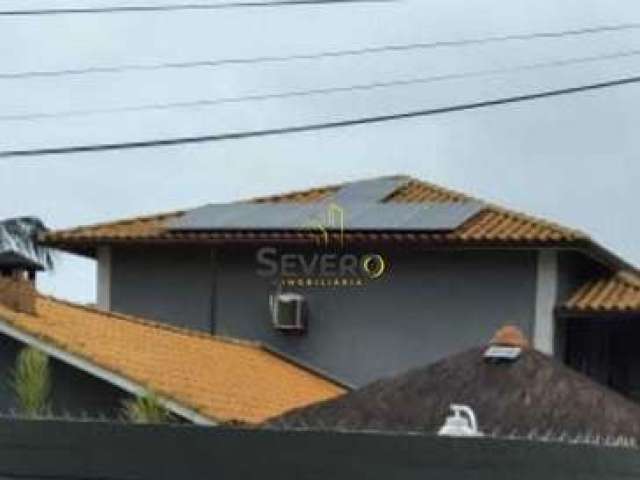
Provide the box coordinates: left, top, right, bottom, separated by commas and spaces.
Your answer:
214, 247, 538, 386
0, 335, 129, 418
110, 246, 215, 332
109, 244, 613, 387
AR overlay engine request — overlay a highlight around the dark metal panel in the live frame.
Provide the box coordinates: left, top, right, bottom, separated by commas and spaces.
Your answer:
168, 202, 483, 232
332, 176, 411, 203
343, 202, 483, 231
169, 203, 327, 231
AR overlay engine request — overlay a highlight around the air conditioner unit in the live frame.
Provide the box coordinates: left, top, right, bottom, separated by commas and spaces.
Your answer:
270, 292, 306, 333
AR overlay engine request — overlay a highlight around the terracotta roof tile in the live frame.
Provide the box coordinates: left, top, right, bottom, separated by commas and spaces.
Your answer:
563, 272, 640, 313
42, 176, 586, 251
0, 280, 345, 423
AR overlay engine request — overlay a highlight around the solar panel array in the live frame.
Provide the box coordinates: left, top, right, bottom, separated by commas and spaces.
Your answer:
168, 177, 484, 233
168, 201, 483, 232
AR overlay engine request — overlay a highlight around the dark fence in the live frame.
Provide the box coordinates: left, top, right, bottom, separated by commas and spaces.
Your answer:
0, 419, 639, 479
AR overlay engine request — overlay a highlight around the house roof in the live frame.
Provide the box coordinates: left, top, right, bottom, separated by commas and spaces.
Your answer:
41, 176, 590, 256
0, 281, 346, 424
562, 271, 640, 314
266, 338, 640, 441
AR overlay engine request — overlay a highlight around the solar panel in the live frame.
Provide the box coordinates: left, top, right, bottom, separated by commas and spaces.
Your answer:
169, 203, 329, 231
168, 201, 483, 232
342, 202, 483, 231
332, 176, 411, 203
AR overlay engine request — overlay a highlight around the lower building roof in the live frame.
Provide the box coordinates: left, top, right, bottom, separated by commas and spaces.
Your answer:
562, 271, 640, 314
0, 279, 346, 424
266, 341, 640, 441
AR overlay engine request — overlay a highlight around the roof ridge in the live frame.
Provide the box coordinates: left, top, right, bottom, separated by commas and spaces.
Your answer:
46, 209, 186, 235
412, 179, 586, 238
487, 205, 586, 238
249, 175, 415, 204
390, 178, 473, 203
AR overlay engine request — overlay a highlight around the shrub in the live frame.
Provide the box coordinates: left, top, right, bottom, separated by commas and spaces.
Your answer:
121, 393, 172, 424
12, 347, 51, 418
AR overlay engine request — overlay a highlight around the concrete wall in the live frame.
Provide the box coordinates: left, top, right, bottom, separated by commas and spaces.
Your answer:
96, 246, 112, 310
533, 251, 558, 355
0, 335, 129, 418
110, 246, 215, 332
215, 247, 538, 386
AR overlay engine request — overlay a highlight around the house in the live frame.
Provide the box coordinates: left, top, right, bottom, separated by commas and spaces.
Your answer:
38, 175, 640, 401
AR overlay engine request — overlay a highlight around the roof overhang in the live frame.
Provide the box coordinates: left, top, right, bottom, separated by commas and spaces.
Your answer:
41, 236, 591, 260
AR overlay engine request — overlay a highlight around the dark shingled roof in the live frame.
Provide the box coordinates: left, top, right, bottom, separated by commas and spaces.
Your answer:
265, 346, 640, 441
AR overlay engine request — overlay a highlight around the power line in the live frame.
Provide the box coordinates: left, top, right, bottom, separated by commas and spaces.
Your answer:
5, 48, 640, 122
3, 72, 640, 158
0, 0, 388, 16
3, 22, 640, 79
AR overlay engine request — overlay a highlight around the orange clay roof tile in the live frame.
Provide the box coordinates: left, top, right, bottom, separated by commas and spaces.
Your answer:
42, 176, 586, 250
563, 272, 640, 313
0, 289, 345, 424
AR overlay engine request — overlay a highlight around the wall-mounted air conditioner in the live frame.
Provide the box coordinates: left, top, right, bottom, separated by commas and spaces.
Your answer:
270, 292, 306, 333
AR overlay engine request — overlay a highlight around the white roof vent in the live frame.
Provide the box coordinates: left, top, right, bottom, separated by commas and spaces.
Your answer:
484, 345, 522, 361
438, 404, 483, 438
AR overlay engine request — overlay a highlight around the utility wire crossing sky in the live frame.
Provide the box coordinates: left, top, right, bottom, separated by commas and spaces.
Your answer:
4, 71, 640, 158
0, 0, 392, 16
4, 48, 640, 122
1, 21, 640, 79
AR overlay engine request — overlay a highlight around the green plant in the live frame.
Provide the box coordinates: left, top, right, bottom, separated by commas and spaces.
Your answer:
11, 347, 51, 418
121, 393, 172, 424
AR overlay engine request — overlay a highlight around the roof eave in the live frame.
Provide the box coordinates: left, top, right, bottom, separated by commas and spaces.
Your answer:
42, 235, 589, 252
0, 314, 217, 425
572, 238, 640, 275
556, 307, 640, 318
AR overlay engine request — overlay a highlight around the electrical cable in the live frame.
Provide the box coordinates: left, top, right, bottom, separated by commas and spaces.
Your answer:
3, 21, 640, 79
3, 71, 640, 158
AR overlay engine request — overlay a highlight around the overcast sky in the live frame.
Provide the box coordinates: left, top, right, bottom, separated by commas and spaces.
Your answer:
1, 0, 640, 302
